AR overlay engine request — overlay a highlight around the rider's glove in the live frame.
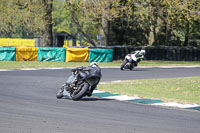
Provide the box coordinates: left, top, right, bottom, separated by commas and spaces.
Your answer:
72, 68, 76, 72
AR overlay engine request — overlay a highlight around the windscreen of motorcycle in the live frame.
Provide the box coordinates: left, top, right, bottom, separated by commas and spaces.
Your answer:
66, 73, 75, 84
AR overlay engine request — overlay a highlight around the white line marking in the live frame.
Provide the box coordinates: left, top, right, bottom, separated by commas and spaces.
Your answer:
0, 69, 12, 71
104, 95, 141, 101
20, 68, 40, 70
152, 102, 199, 108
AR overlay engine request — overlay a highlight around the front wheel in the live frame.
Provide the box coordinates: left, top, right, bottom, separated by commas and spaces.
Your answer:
120, 60, 128, 70
129, 65, 134, 70
56, 86, 64, 99
71, 82, 89, 101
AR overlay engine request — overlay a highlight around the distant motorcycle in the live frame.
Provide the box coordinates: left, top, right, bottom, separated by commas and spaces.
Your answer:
56, 63, 102, 101
120, 50, 145, 71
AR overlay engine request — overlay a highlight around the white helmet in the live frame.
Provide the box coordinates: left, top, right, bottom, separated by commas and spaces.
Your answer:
90, 62, 98, 67
140, 50, 146, 55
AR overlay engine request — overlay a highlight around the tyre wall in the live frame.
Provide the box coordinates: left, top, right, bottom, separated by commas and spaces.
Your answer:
37, 47, 66, 62
0, 47, 16, 61
16, 47, 38, 61
89, 48, 113, 62
0, 46, 199, 62
110, 46, 200, 61
65, 47, 89, 62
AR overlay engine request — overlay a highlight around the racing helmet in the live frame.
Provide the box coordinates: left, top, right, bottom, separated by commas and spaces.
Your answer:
90, 62, 98, 67
140, 50, 146, 55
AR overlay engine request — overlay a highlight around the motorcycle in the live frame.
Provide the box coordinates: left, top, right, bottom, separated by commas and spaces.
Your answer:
120, 50, 145, 71
120, 54, 137, 70
56, 67, 102, 101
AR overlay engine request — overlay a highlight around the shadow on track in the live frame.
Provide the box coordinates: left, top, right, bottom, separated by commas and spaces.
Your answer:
121, 69, 149, 72
62, 96, 112, 101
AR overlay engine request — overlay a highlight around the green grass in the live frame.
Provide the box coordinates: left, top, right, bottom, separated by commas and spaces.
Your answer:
98, 77, 200, 104
0, 60, 200, 69
0, 61, 90, 69
140, 60, 200, 66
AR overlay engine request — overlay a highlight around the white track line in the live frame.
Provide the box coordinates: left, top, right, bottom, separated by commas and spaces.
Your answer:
152, 102, 199, 108
104, 95, 141, 101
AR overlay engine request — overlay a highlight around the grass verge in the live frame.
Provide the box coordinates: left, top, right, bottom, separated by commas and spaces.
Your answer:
98, 76, 200, 104
0, 60, 200, 69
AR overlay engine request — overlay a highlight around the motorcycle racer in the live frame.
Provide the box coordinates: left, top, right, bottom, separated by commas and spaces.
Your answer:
130, 50, 146, 66
120, 49, 145, 70
56, 62, 101, 99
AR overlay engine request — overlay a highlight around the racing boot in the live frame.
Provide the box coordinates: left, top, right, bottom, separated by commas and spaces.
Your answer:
87, 89, 94, 97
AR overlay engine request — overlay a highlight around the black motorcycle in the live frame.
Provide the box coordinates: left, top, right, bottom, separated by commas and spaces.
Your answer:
56, 66, 102, 101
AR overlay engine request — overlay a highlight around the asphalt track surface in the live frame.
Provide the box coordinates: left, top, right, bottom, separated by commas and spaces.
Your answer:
0, 67, 200, 133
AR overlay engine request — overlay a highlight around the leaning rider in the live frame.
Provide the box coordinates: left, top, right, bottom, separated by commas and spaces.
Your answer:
72, 62, 101, 96
57, 62, 101, 98
131, 50, 145, 66
72, 62, 101, 81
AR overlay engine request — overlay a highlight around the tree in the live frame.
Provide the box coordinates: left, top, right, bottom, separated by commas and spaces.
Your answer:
0, 0, 53, 47
65, 0, 124, 46
1, 0, 200, 47
16, 0, 53, 47
40, 0, 53, 47
160, 0, 200, 46
52, 0, 78, 40
0, 0, 28, 37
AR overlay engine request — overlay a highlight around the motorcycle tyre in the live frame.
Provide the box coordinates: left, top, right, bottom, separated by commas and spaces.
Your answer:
71, 82, 89, 101
56, 87, 64, 99
129, 66, 134, 70
120, 60, 128, 70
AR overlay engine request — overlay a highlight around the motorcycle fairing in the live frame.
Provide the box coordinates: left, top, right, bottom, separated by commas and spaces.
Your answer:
62, 84, 72, 99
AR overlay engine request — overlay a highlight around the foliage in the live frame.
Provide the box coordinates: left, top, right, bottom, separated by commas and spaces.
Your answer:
160, 0, 200, 46
52, 0, 76, 35
109, 0, 150, 46
0, 0, 53, 46
0, 0, 200, 47
0, 0, 44, 38
65, 0, 126, 46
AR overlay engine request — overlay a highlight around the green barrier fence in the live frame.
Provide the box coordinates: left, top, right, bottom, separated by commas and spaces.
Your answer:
0, 47, 16, 61
37, 47, 66, 62
89, 48, 113, 62
0, 47, 114, 62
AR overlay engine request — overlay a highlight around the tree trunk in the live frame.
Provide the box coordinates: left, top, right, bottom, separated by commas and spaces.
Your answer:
100, 17, 109, 46
40, 23, 53, 47
184, 20, 189, 46
40, 0, 53, 47
165, 10, 171, 44
148, 4, 155, 46
184, 5, 190, 47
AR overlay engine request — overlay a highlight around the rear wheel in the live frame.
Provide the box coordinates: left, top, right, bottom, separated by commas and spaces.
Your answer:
71, 82, 89, 101
120, 60, 128, 70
